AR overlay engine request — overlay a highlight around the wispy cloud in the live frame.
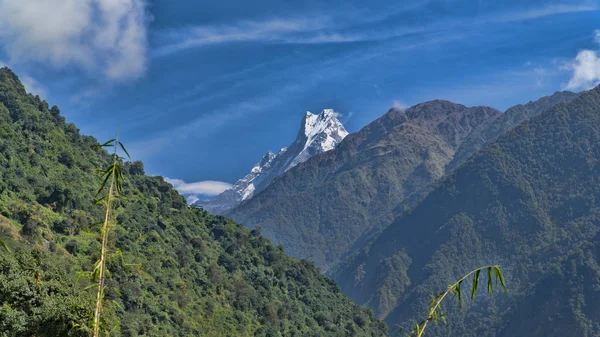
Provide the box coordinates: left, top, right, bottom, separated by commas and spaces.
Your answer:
497, 4, 597, 22
153, 18, 359, 56
127, 79, 305, 161
127, 103, 260, 160
595, 29, 600, 44
392, 100, 409, 111
164, 177, 232, 196
0, 0, 150, 81
155, 3, 597, 57
334, 111, 354, 124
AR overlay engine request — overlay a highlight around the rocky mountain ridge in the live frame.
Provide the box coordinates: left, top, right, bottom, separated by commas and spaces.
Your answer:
193, 109, 348, 214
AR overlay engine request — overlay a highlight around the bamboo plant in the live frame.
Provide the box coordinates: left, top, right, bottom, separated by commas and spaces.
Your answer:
405, 265, 507, 337
92, 136, 130, 337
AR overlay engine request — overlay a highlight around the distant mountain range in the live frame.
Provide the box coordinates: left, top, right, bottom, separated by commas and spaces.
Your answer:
229, 100, 504, 268
228, 92, 577, 271
223, 87, 599, 336
330, 86, 600, 336
193, 109, 348, 214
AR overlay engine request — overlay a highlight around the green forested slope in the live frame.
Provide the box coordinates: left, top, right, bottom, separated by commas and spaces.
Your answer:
0, 68, 388, 337
330, 85, 600, 336
230, 101, 502, 269
446, 90, 577, 171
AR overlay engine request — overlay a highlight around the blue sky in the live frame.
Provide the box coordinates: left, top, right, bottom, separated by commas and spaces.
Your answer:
0, 0, 599, 198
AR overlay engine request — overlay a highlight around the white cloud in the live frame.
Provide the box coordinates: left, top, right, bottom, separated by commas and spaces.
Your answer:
186, 195, 200, 205
392, 100, 409, 111
0, 0, 150, 81
564, 50, 600, 90
562, 28, 600, 91
21, 75, 47, 98
164, 177, 232, 196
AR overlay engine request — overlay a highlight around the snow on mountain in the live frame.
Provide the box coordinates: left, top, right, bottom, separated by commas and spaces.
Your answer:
289, 109, 349, 168
193, 109, 348, 214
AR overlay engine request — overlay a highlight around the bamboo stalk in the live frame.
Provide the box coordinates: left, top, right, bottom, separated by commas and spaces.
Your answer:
93, 138, 119, 337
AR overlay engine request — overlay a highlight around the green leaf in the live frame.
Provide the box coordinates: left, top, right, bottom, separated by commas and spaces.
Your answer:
100, 139, 116, 147
456, 280, 463, 308
113, 287, 123, 297
112, 300, 123, 310
487, 267, 493, 294
85, 283, 98, 290
494, 266, 507, 291
471, 269, 480, 300
76, 271, 93, 281
96, 165, 114, 197
118, 141, 130, 158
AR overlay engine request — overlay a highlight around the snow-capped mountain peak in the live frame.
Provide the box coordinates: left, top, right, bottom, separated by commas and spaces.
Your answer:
290, 109, 349, 168
193, 109, 348, 214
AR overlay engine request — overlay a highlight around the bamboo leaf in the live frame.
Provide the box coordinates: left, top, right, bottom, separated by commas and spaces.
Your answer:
487, 267, 493, 294
113, 287, 123, 297
115, 248, 125, 264
93, 259, 102, 272
101, 139, 116, 147
124, 263, 142, 268
471, 269, 480, 300
118, 141, 130, 158
109, 320, 121, 334
456, 280, 463, 308
96, 170, 113, 197
112, 300, 123, 310
76, 271, 92, 281
495, 266, 507, 291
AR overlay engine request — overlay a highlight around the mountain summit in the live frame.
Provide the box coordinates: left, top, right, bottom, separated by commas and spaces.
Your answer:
229, 101, 504, 268
193, 109, 348, 214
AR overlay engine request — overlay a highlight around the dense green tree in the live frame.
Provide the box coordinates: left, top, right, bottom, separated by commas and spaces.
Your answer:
0, 67, 387, 337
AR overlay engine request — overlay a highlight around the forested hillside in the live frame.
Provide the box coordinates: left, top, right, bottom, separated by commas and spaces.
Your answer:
230, 101, 502, 269
447, 90, 577, 171
0, 67, 388, 337
330, 85, 600, 336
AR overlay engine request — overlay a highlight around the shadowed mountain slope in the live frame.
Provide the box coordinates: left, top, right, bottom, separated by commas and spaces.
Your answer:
230, 101, 503, 269
330, 86, 600, 336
